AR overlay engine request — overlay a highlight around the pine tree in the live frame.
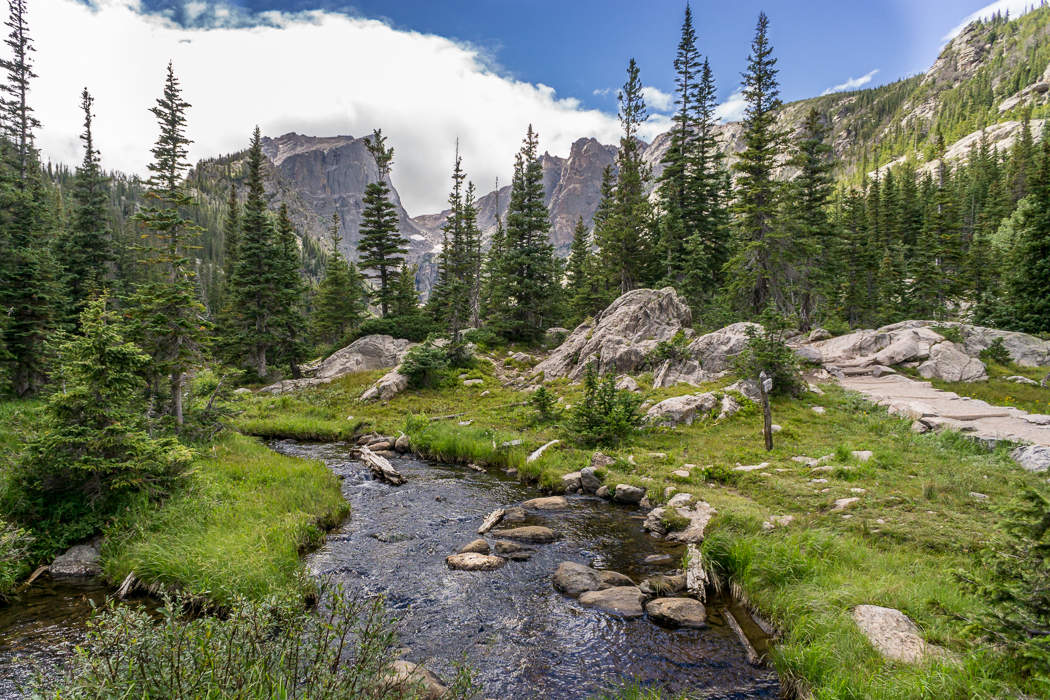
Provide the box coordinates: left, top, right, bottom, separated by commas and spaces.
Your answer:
57, 89, 113, 319
479, 181, 508, 324
390, 260, 420, 317
312, 213, 366, 346
909, 151, 961, 319
565, 215, 592, 325
357, 129, 406, 317
128, 63, 209, 425
271, 203, 309, 377
495, 126, 562, 342
0, 0, 60, 397
227, 127, 289, 379
1007, 135, 1050, 333
222, 183, 240, 277
596, 59, 653, 295
429, 148, 482, 342
724, 12, 791, 315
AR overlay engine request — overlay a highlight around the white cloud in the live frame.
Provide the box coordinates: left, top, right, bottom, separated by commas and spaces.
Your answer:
713, 89, 747, 123
943, 0, 1035, 41
821, 69, 880, 96
642, 85, 674, 113
593, 87, 612, 97
32, 0, 637, 215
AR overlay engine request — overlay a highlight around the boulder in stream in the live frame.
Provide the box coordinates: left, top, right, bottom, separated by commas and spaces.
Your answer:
494, 526, 558, 544
645, 598, 708, 629
553, 562, 604, 597
445, 553, 506, 571
578, 586, 648, 617
598, 570, 635, 589
384, 660, 448, 700
522, 496, 569, 510
613, 484, 646, 504
457, 539, 490, 555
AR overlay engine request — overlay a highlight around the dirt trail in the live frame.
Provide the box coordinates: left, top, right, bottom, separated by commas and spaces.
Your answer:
837, 374, 1050, 447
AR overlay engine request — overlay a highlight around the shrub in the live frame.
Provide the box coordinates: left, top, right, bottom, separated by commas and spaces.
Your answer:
529, 384, 559, 422
980, 337, 1012, 365
34, 583, 480, 700
352, 315, 440, 343
931, 324, 965, 344
647, 331, 691, 365
569, 363, 644, 446
399, 341, 451, 389
0, 521, 32, 599
734, 309, 802, 397
462, 327, 503, 350
960, 485, 1050, 689
660, 508, 690, 532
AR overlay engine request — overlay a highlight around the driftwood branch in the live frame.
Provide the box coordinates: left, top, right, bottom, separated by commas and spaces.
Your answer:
477, 508, 505, 535
358, 446, 406, 485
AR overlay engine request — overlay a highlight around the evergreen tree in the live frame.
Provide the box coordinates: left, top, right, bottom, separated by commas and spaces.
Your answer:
495, 126, 562, 342
479, 181, 508, 324
596, 59, 653, 295
312, 213, 367, 346
909, 153, 961, 319
357, 129, 406, 317
227, 127, 289, 379
390, 260, 420, 317
128, 63, 209, 425
0, 0, 60, 396
222, 183, 240, 277
429, 148, 481, 342
1006, 135, 1050, 333
565, 216, 594, 325
724, 12, 790, 315
57, 88, 114, 319
271, 203, 309, 377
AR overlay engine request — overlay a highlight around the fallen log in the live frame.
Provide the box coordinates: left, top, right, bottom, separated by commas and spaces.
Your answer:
477, 508, 505, 535
723, 606, 761, 666
359, 446, 407, 486
117, 572, 137, 599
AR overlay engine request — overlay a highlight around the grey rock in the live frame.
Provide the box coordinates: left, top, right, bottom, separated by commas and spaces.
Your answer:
493, 540, 522, 554
1006, 375, 1039, 386
553, 562, 603, 597
503, 507, 527, 522
360, 369, 409, 402
596, 486, 611, 499
717, 394, 742, 421
261, 335, 413, 394
598, 570, 635, 589
385, 660, 448, 700
456, 539, 490, 555
724, 379, 763, 404
645, 392, 718, 427
615, 375, 640, 392
665, 501, 718, 544
645, 598, 708, 629
795, 346, 823, 364
590, 452, 616, 470
640, 574, 687, 596
613, 484, 647, 504
580, 467, 602, 493
394, 434, 410, 453
809, 328, 833, 342
1011, 444, 1050, 473
51, 543, 101, 577
918, 342, 988, 383
494, 526, 558, 544
651, 358, 708, 388
445, 553, 506, 571
560, 471, 583, 492
578, 586, 647, 617
521, 496, 569, 510
852, 605, 952, 664
233, 387, 252, 395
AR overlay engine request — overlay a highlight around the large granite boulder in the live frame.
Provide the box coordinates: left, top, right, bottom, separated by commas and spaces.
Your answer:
917, 342, 988, 382
535, 288, 693, 381
1011, 445, 1050, 473
645, 393, 718, 427
261, 335, 413, 394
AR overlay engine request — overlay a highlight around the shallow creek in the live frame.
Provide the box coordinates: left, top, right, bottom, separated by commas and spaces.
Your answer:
281, 442, 779, 700
0, 442, 779, 700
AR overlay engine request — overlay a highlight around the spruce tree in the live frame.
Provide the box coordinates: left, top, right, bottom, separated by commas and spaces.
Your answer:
724, 12, 790, 315
565, 215, 593, 325
1007, 135, 1050, 333
479, 182, 508, 324
357, 129, 406, 317
0, 0, 60, 396
312, 213, 366, 346
128, 63, 209, 425
430, 148, 482, 342
227, 127, 287, 378
222, 183, 240, 277
271, 203, 309, 377
58, 88, 114, 319
496, 126, 562, 342
390, 260, 420, 317
596, 59, 653, 296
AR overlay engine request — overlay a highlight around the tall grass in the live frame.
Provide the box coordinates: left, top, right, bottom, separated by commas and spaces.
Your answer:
103, 433, 349, 605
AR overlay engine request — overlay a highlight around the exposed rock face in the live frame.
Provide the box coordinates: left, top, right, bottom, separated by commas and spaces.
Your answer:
578, 586, 647, 617
852, 605, 951, 664
645, 393, 718, 427
51, 542, 101, 577
552, 562, 604, 597
261, 335, 415, 394
645, 598, 708, 629
686, 323, 759, 374
534, 288, 692, 381
879, 321, 1050, 367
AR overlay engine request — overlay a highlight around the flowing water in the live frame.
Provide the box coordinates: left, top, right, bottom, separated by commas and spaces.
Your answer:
0, 442, 779, 700
281, 442, 779, 700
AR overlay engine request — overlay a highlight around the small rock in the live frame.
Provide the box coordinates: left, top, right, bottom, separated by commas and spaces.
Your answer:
553, 562, 604, 597
970, 492, 989, 501
850, 488, 867, 494
233, 387, 252, 395
457, 420, 473, 426
493, 540, 522, 554
832, 497, 860, 511
615, 375, 639, 392
503, 507, 527, 522
613, 484, 647, 504
598, 570, 635, 589
457, 539, 491, 555
51, 543, 101, 577
812, 406, 826, 415
734, 463, 770, 473
663, 486, 677, 499
578, 587, 647, 617
639, 574, 687, 596
561, 471, 582, 492
671, 469, 691, 479
911, 421, 931, 434
590, 452, 617, 470
809, 328, 832, 342
851, 450, 873, 462
463, 379, 484, 386
810, 478, 828, 484
581, 467, 603, 493
762, 521, 774, 531
394, 434, 410, 453
1006, 375, 1039, 386
645, 598, 708, 629
445, 553, 506, 571
645, 554, 672, 563
771, 424, 782, 433
639, 496, 652, 509
667, 493, 694, 508
507, 551, 532, 561
772, 515, 795, 527
522, 496, 569, 510
596, 485, 611, 499
494, 526, 558, 544
648, 452, 668, 460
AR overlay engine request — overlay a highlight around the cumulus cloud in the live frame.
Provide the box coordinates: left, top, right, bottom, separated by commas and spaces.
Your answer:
943, 0, 1035, 41
821, 69, 880, 96
713, 89, 747, 123
32, 0, 655, 214
642, 86, 674, 113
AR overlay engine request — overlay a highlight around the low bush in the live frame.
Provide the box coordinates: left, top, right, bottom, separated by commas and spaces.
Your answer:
529, 384, 559, 422
979, 337, 1012, 365
400, 341, 451, 389
734, 309, 802, 397
463, 328, 504, 350
570, 363, 644, 447
0, 521, 32, 599
35, 583, 480, 700
931, 325, 965, 344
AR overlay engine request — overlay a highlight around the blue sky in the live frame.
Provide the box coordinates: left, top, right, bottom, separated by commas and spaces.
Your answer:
35, 0, 1023, 213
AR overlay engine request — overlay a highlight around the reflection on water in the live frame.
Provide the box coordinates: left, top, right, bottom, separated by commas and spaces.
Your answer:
284, 442, 779, 700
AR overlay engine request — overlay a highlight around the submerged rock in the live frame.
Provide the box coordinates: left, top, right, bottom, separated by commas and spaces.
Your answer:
645, 598, 707, 629
598, 570, 635, 589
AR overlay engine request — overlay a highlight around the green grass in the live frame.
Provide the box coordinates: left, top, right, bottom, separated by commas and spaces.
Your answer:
922, 361, 1050, 416
230, 353, 1050, 697
102, 432, 349, 605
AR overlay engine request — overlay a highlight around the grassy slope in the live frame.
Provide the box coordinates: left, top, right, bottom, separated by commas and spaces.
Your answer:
235, 355, 1048, 698
102, 432, 349, 606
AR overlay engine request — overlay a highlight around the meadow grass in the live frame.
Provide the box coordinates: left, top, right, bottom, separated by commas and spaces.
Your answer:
102, 432, 349, 606
232, 354, 1050, 698
917, 361, 1050, 416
